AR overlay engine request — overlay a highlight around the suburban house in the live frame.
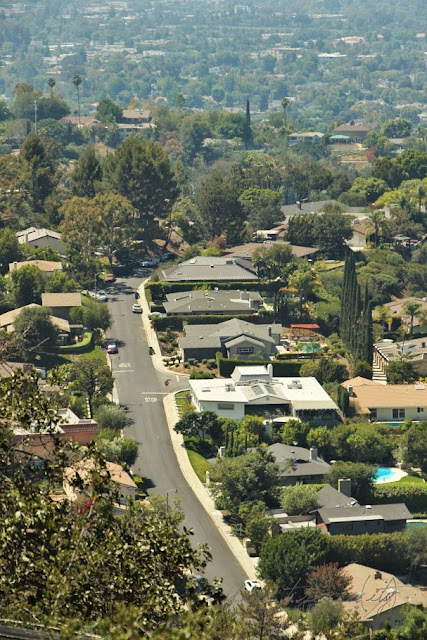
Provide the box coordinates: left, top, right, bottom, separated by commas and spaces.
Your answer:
267, 443, 331, 485
163, 289, 263, 316
179, 318, 282, 361
62, 115, 99, 127
12, 407, 99, 459
372, 297, 427, 334
316, 503, 411, 535
375, 336, 427, 377
342, 376, 427, 422
224, 242, 319, 260
121, 109, 152, 124
64, 459, 137, 513
0, 303, 76, 344
16, 227, 65, 256
190, 365, 340, 424
340, 564, 427, 630
0, 361, 34, 379
160, 256, 259, 282
331, 123, 370, 142
288, 132, 325, 144
41, 292, 82, 320
8, 259, 63, 279
345, 216, 373, 251
254, 224, 287, 241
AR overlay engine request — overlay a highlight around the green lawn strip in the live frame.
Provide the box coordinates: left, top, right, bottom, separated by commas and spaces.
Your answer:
183, 436, 214, 483
396, 474, 425, 485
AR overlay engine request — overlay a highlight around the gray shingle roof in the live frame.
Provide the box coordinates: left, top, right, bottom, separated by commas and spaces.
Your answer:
161, 257, 258, 282
317, 485, 357, 509
267, 443, 330, 477
180, 319, 281, 351
223, 335, 266, 348
164, 289, 262, 314
318, 503, 412, 524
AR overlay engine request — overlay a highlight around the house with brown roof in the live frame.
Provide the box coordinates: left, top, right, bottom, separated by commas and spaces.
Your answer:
0, 304, 72, 341
8, 259, 63, 280
331, 123, 370, 142
121, 109, 152, 124
342, 376, 427, 422
224, 242, 319, 260
41, 292, 82, 320
340, 563, 427, 630
372, 297, 427, 334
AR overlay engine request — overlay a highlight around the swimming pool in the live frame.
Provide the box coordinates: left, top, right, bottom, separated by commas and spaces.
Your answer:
301, 343, 320, 354
374, 466, 408, 483
406, 521, 427, 531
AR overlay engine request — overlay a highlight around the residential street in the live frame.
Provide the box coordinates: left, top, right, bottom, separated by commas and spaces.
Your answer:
104, 272, 249, 599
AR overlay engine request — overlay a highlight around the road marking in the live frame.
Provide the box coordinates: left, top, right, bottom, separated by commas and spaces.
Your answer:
145, 397, 158, 403
114, 370, 135, 373
119, 362, 131, 368
140, 392, 169, 395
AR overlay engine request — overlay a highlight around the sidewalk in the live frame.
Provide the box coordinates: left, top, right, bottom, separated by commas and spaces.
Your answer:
137, 278, 189, 379
163, 392, 258, 581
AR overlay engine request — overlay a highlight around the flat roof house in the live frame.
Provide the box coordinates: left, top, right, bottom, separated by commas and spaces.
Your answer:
331, 124, 370, 142
41, 292, 82, 320
341, 564, 427, 630
160, 256, 258, 282
288, 132, 325, 144
342, 376, 427, 422
375, 336, 427, 377
164, 289, 263, 316
190, 365, 340, 424
179, 318, 282, 361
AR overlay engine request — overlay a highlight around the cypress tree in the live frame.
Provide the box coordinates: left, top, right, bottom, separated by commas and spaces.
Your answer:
243, 99, 253, 149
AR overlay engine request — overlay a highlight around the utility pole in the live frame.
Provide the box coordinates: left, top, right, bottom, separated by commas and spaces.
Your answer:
34, 100, 38, 134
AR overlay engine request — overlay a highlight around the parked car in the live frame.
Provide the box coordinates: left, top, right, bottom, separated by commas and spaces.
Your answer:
96, 290, 108, 301
106, 342, 118, 354
148, 346, 155, 355
159, 252, 175, 262
140, 257, 160, 268
244, 580, 262, 593
132, 303, 142, 314
104, 273, 116, 283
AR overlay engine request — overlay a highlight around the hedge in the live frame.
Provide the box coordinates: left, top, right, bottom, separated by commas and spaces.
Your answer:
153, 313, 267, 332
372, 483, 427, 513
216, 353, 303, 377
146, 280, 270, 300
328, 532, 410, 574
59, 331, 93, 354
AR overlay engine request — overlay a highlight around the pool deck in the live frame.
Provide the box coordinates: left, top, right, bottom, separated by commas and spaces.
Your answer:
374, 468, 408, 483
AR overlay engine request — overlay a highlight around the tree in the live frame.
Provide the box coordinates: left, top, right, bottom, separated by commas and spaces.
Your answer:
14, 306, 58, 355
305, 563, 351, 601
325, 461, 374, 503
70, 146, 103, 198
239, 188, 282, 230
0, 228, 23, 275
350, 177, 390, 203
93, 192, 135, 265
240, 415, 265, 445
313, 211, 353, 259
243, 99, 253, 149
72, 74, 82, 126
385, 360, 417, 384
44, 271, 78, 293
402, 300, 421, 335
308, 598, 344, 637
236, 582, 291, 640
95, 98, 123, 123
69, 356, 114, 413
381, 118, 412, 139
258, 528, 329, 591
94, 404, 127, 431
81, 298, 112, 332
103, 138, 178, 239
195, 171, 245, 244
20, 132, 57, 210
47, 77, 56, 99
60, 196, 102, 282
401, 421, 427, 473
280, 485, 319, 516
286, 214, 316, 247
10, 264, 44, 307
211, 451, 279, 519
252, 243, 294, 281
96, 434, 138, 466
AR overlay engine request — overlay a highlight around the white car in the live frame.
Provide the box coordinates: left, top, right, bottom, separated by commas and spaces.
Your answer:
96, 290, 108, 302
244, 580, 262, 593
132, 303, 142, 314
141, 257, 160, 268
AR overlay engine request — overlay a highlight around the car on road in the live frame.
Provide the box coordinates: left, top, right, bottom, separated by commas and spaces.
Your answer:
104, 273, 116, 283
244, 580, 262, 593
159, 252, 175, 262
140, 257, 160, 268
148, 346, 155, 355
96, 290, 108, 301
106, 342, 118, 354
132, 303, 142, 313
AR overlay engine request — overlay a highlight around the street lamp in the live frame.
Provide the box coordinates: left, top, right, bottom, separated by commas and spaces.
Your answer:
166, 488, 178, 513
94, 272, 100, 296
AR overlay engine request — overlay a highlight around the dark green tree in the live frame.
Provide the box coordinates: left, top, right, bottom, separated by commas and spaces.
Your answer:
195, 171, 245, 244
243, 99, 253, 149
10, 264, 44, 307
95, 98, 123, 123
325, 461, 374, 503
13, 306, 58, 355
69, 356, 114, 413
71, 145, 103, 198
0, 228, 23, 275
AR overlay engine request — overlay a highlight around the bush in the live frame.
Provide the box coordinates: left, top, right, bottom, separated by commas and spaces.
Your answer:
217, 354, 303, 377
94, 404, 127, 431
207, 359, 217, 369
190, 370, 214, 379
327, 532, 410, 574
59, 331, 93, 354
372, 483, 427, 512
183, 362, 190, 369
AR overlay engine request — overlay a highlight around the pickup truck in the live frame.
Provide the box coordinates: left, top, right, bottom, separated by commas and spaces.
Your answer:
140, 257, 160, 268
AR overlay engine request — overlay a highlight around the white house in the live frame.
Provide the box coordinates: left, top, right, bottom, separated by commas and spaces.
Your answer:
190, 365, 339, 424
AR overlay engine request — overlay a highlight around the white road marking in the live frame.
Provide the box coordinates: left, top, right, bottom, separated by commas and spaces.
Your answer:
145, 397, 158, 403
114, 370, 135, 373
119, 362, 131, 368
140, 392, 169, 395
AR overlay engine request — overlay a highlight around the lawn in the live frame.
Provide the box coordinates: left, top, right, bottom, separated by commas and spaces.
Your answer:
183, 436, 215, 483
175, 390, 193, 416
395, 473, 425, 485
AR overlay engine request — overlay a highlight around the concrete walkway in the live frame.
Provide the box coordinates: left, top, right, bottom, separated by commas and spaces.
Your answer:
163, 392, 258, 580
137, 278, 189, 379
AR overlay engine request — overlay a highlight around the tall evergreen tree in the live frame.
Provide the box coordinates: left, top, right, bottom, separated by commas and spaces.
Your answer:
71, 145, 103, 198
243, 99, 253, 149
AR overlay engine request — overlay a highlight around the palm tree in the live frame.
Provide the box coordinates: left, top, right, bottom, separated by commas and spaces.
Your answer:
416, 183, 426, 211
375, 305, 389, 333
366, 210, 385, 247
281, 97, 290, 127
47, 78, 56, 99
72, 74, 82, 126
402, 300, 422, 336
416, 308, 427, 331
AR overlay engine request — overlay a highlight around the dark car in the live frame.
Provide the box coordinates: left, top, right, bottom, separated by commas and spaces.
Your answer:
148, 346, 155, 355
104, 273, 116, 283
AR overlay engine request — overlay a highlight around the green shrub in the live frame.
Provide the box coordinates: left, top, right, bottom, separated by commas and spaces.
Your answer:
59, 331, 93, 354
372, 483, 427, 512
327, 532, 410, 574
202, 359, 208, 364
207, 359, 218, 369
183, 362, 190, 369
188, 358, 196, 366
190, 370, 214, 379
94, 404, 127, 431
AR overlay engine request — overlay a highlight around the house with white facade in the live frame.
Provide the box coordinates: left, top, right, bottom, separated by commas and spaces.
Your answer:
190, 365, 340, 424
342, 376, 427, 422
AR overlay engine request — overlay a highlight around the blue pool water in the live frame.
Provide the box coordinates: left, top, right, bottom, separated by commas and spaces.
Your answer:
375, 467, 398, 483
301, 343, 320, 353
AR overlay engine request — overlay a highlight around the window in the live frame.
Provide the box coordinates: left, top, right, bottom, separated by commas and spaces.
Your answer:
370, 408, 377, 419
237, 347, 254, 354
218, 403, 234, 410
392, 409, 405, 419
417, 407, 424, 413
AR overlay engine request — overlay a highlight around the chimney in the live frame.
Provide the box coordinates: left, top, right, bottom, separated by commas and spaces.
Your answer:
309, 447, 318, 461
13, 261, 18, 269
240, 290, 249, 300
347, 385, 354, 397
218, 446, 225, 458
338, 478, 352, 498
267, 363, 273, 380
296, 201, 302, 210
268, 325, 272, 336
374, 571, 382, 580
23, 363, 33, 374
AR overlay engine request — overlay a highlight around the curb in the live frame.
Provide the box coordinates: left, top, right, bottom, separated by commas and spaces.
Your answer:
163, 392, 258, 581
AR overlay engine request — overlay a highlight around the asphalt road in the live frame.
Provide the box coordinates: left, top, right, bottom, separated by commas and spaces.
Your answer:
104, 272, 248, 599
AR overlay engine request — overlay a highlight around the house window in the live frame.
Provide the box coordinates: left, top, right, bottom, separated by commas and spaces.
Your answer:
417, 407, 424, 413
392, 409, 405, 419
370, 408, 377, 419
218, 403, 234, 410
237, 347, 254, 354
